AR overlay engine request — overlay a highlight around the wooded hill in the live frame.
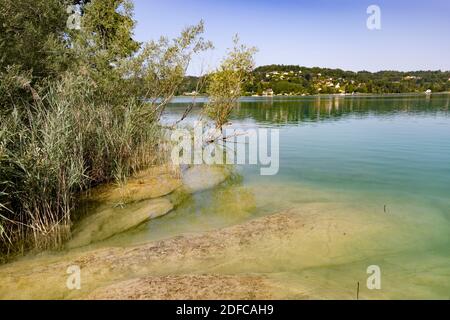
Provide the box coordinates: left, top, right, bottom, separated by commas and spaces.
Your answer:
179, 65, 450, 95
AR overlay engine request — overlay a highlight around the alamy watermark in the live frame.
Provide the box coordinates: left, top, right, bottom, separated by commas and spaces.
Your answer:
367, 265, 381, 290
367, 5, 381, 30
170, 121, 280, 176
66, 5, 81, 30
66, 265, 81, 290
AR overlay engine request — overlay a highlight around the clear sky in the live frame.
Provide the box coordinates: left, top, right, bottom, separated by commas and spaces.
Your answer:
133, 0, 450, 75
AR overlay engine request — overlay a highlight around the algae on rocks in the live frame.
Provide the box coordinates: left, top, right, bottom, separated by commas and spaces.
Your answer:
68, 198, 174, 248
68, 165, 182, 248
182, 165, 232, 194
68, 165, 233, 248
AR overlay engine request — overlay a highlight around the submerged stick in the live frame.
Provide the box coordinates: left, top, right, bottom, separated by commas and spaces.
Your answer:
356, 281, 360, 300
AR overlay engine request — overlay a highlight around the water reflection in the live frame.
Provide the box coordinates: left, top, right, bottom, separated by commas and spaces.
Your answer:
167, 94, 450, 126
233, 94, 450, 125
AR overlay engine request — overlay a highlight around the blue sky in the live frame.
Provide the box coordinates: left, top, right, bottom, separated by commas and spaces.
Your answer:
133, 0, 450, 74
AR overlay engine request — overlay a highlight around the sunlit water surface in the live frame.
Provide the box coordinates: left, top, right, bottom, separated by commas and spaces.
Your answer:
104, 94, 450, 299
2, 94, 450, 299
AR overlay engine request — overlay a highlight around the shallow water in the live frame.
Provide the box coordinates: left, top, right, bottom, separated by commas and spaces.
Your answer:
1, 94, 449, 299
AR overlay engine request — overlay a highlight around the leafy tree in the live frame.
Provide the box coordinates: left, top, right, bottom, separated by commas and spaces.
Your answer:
0, 1, 213, 257
204, 36, 257, 129
0, 0, 70, 104
76, 0, 139, 59
0, 0, 69, 76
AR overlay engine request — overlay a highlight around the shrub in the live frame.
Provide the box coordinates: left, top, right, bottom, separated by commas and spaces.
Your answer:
0, 73, 161, 257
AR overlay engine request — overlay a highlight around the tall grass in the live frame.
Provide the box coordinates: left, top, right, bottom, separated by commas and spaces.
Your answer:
0, 74, 162, 259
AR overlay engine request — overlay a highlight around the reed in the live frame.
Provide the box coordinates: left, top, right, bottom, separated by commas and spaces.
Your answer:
0, 74, 162, 260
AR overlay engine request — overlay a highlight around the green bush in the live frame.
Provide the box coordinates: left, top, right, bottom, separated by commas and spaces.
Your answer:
0, 73, 161, 257
0, 0, 211, 260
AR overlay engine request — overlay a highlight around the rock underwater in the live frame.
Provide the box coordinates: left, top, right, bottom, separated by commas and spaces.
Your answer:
68, 165, 182, 248
67, 198, 174, 248
0, 203, 400, 299
181, 165, 231, 194
68, 165, 232, 248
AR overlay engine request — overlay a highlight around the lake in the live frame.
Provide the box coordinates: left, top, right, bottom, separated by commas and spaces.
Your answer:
158, 94, 450, 299
1, 94, 449, 299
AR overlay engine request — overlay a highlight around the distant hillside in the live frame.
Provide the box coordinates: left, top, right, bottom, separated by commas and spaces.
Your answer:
177, 65, 450, 96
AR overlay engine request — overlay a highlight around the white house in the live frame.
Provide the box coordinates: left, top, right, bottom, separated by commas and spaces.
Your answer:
262, 89, 274, 96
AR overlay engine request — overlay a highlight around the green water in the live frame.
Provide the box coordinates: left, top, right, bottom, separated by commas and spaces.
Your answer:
156, 94, 450, 298
148, 94, 450, 232
1, 94, 449, 299
98, 94, 450, 299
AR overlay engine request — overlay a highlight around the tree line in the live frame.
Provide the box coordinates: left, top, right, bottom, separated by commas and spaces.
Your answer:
178, 65, 450, 95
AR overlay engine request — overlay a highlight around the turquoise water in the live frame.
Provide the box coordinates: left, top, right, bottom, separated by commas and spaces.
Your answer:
85, 94, 449, 299
162, 94, 450, 214
145, 94, 449, 299
238, 95, 450, 212
3, 94, 449, 299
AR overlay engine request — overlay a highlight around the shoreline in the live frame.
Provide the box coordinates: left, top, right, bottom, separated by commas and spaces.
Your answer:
173, 91, 450, 100
0, 162, 449, 300
0, 204, 394, 300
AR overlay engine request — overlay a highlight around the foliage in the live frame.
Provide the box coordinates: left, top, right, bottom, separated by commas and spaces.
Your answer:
121, 21, 212, 118
181, 65, 450, 96
0, 73, 163, 256
0, 0, 211, 258
0, 0, 72, 109
249, 65, 450, 95
0, 0, 69, 78
204, 36, 257, 129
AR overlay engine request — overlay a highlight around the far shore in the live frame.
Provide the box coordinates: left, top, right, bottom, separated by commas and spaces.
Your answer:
174, 91, 450, 100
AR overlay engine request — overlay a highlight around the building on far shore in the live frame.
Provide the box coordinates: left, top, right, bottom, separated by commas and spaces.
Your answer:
183, 91, 199, 96
262, 89, 274, 96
